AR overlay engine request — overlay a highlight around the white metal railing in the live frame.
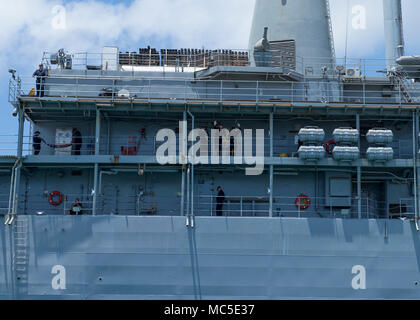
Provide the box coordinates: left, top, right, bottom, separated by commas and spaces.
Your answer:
38, 50, 420, 78
195, 195, 392, 219
10, 76, 420, 106
1, 133, 419, 160
9, 192, 417, 219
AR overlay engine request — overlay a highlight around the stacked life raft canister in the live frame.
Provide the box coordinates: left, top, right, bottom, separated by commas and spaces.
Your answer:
332, 128, 360, 162
366, 128, 394, 162
298, 126, 326, 161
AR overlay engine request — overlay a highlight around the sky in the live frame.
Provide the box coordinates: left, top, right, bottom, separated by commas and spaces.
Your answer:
0, 0, 419, 143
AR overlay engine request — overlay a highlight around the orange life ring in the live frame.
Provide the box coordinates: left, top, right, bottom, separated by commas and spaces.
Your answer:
325, 140, 337, 155
296, 194, 311, 210
49, 191, 63, 206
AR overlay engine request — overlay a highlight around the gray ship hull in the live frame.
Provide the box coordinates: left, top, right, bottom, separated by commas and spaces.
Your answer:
1, 216, 420, 300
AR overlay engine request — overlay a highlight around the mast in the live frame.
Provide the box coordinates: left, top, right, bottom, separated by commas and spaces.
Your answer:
383, 0, 405, 71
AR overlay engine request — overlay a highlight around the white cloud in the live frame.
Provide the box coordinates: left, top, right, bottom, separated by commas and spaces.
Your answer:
1, 0, 419, 74
0, 0, 419, 137
330, 0, 420, 59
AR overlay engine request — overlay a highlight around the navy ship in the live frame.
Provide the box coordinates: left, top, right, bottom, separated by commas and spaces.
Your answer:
2, 0, 420, 300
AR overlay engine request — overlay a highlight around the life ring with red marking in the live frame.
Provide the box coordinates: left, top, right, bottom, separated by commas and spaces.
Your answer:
325, 140, 337, 155
296, 194, 311, 210
49, 191, 63, 206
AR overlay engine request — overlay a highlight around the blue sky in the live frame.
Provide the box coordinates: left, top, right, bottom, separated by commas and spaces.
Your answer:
0, 0, 419, 149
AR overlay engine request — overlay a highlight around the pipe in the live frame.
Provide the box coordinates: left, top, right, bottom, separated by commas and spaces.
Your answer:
269, 113, 274, 217
416, 114, 420, 229
357, 166, 362, 219
92, 163, 99, 216
356, 114, 361, 150
95, 110, 101, 155
383, 0, 405, 70
181, 111, 187, 216
17, 109, 24, 158
181, 165, 186, 216
413, 112, 419, 229
187, 111, 195, 221
186, 166, 190, 219
98, 170, 118, 197
92, 110, 101, 216
107, 118, 111, 154
269, 165, 273, 217
11, 161, 22, 215
7, 160, 19, 215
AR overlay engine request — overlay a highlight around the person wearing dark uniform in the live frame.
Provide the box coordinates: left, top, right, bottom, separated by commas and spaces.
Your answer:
216, 186, 226, 217
72, 128, 82, 156
33, 131, 45, 155
68, 198, 83, 215
32, 64, 48, 97
230, 122, 241, 157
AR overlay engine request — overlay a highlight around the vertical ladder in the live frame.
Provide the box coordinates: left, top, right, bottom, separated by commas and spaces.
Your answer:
12, 216, 29, 297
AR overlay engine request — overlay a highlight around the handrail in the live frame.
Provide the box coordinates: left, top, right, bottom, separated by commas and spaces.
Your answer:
9, 192, 415, 219
10, 76, 420, 105
38, 50, 420, 78
0, 133, 416, 160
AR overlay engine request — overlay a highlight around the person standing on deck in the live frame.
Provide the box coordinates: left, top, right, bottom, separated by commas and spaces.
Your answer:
72, 128, 83, 155
33, 131, 45, 155
216, 186, 226, 217
68, 198, 83, 215
32, 64, 48, 97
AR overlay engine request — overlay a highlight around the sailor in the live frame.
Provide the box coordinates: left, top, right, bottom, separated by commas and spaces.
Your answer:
216, 186, 226, 217
72, 128, 83, 156
68, 198, 83, 215
32, 64, 48, 97
212, 121, 224, 156
33, 131, 45, 155
230, 122, 241, 157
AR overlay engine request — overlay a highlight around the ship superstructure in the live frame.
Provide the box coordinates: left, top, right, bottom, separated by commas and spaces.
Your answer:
1, 0, 420, 299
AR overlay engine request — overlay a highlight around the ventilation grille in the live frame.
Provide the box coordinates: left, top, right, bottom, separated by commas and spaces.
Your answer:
269, 40, 296, 70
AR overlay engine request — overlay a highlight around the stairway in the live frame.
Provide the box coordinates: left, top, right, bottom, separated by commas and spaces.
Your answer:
392, 71, 418, 103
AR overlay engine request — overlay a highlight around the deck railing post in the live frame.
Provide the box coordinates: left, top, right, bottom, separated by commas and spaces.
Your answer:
292, 82, 294, 103
148, 79, 151, 102
256, 81, 259, 102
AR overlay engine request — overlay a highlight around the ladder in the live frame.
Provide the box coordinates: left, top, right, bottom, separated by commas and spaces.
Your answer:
12, 216, 29, 297
395, 71, 416, 103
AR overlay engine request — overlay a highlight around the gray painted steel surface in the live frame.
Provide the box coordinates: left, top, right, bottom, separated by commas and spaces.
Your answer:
249, 0, 334, 74
1, 216, 420, 300
383, 0, 405, 69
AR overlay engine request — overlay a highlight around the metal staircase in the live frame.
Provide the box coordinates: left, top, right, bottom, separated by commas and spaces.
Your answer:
395, 71, 417, 103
